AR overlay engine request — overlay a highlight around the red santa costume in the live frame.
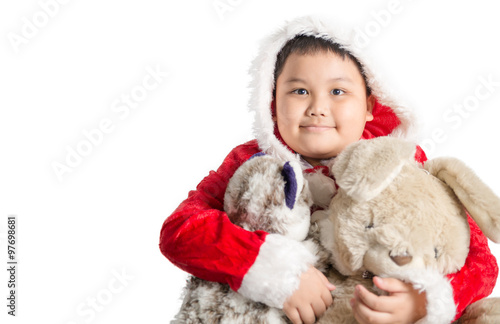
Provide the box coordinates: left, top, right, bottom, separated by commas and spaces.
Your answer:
159, 16, 498, 321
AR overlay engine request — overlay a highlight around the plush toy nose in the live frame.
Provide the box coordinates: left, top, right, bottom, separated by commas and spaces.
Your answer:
390, 252, 413, 266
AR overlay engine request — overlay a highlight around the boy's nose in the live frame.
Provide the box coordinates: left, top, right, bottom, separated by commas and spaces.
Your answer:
307, 95, 329, 116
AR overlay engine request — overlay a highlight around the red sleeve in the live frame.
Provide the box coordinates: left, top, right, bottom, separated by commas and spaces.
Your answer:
159, 140, 266, 291
447, 215, 499, 320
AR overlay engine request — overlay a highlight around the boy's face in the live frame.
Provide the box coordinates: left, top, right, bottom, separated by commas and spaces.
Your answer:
274, 51, 374, 166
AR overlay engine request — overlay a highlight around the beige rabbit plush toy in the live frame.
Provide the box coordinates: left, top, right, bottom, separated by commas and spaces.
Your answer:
315, 136, 500, 324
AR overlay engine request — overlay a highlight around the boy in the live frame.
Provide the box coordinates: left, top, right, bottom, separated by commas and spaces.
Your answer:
160, 16, 498, 323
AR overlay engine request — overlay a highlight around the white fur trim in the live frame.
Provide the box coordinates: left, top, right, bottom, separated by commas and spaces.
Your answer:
237, 234, 317, 308
248, 15, 417, 162
383, 269, 456, 324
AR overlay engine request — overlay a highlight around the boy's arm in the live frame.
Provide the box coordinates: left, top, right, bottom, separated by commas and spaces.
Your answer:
159, 140, 318, 308
159, 140, 262, 289
447, 214, 499, 320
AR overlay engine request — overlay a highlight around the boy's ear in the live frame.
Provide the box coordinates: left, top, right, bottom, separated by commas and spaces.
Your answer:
365, 95, 375, 122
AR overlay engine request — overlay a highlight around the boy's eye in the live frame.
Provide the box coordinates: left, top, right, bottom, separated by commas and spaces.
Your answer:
292, 88, 308, 95
331, 89, 345, 95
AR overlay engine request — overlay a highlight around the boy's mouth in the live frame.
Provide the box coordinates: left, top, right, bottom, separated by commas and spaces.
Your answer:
300, 125, 335, 132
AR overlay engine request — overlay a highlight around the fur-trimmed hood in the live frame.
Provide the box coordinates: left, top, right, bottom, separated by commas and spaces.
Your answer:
248, 15, 417, 166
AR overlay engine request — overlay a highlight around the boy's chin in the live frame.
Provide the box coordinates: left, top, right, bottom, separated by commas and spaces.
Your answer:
301, 151, 338, 166
301, 141, 346, 158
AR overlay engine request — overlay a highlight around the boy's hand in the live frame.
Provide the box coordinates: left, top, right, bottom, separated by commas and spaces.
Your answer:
283, 266, 335, 324
350, 276, 427, 324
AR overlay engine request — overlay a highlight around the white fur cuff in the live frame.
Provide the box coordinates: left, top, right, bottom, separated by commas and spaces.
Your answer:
237, 234, 317, 308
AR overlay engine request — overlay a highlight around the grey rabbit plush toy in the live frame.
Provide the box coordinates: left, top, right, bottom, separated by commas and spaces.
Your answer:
172, 153, 321, 323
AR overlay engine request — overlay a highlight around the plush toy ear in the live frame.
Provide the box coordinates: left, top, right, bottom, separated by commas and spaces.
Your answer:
332, 137, 417, 202
281, 161, 304, 210
424, 157, 500, 243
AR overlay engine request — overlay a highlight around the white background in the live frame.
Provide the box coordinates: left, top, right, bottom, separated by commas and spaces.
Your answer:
1, 0, 500, 323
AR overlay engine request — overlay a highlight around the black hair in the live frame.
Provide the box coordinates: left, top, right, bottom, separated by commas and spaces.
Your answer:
273, 35, 371, 96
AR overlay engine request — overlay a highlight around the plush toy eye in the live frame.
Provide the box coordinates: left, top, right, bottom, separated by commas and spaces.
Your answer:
365, 222, 374, 229
434, 247, 439, 259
